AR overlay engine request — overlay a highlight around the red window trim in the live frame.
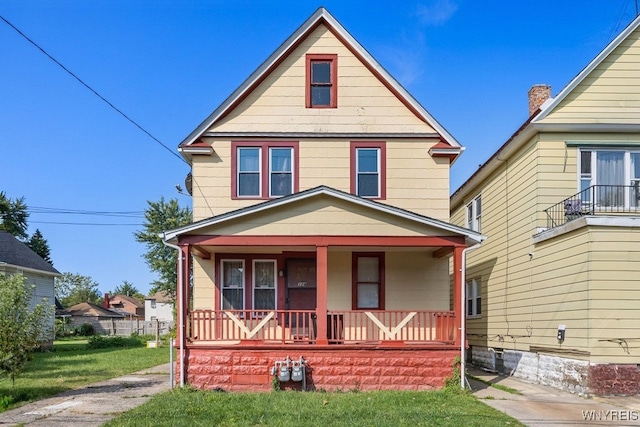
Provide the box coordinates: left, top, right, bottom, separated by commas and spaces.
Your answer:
350, 141, 386, 200
305, 54, 338, 108
215, 253, 286, 311
231, 141, 300, 199
351, 252, 385, 310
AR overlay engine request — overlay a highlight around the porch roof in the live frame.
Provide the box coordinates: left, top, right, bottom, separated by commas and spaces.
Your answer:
163, 186, 485, 246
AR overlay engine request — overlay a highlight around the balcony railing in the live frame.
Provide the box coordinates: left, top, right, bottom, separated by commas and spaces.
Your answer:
187, 309, 456, 345
544, 185, 640, 229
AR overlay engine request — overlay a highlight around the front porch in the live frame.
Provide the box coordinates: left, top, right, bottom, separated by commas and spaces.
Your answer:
188, 309, 456, 345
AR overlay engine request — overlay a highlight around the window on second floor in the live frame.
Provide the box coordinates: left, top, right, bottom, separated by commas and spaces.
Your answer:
232, 142, 299, 199
579, 149, 640, 208
350, 142, 386, 199
466, 278, 481, 318
466, 195, 481, 232
306, 54, 337, 108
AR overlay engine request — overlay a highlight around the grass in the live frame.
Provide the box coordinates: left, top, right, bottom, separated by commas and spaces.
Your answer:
0, 336, 170, 412
104, 388, 524, 427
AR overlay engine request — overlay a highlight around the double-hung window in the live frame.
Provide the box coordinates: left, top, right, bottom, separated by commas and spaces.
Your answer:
350, 142, 386, 199
466, 195, 481, 232
253, 260, 276, 310
352, 253, 384, 310
466, 278, 481, 318
579, 149, 640, 208
306, 54, 337, 108
221, 260, 244, 310
232, 142, 298, 199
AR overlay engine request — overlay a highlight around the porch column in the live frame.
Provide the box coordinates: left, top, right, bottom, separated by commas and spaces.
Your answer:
453, 245, 464, 347
176, 244, 190, 346
315, 245, 328, 345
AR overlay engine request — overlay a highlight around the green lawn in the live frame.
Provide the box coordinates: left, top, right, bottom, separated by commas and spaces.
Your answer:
104, 388, 523, 427
0, 337, 170, 412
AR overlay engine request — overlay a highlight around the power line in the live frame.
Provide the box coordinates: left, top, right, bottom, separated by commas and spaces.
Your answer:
28, 206, 144, 218
0, 14, 188, 165
30, 220, 141, 226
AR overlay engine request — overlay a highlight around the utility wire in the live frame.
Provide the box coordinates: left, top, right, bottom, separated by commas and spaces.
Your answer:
30, 220, 141, 226
0, 14, 187, 165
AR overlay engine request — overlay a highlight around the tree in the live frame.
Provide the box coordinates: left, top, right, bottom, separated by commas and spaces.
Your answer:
0, 192, 29, 241
134, 197, 191, 297
55, 272, 102, 307
0, 274, 54, 385
110, 280, 144, 299
27, 229, 53, 265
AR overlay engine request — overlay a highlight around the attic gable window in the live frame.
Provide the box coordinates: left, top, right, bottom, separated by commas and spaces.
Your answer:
306, 54, 337, 108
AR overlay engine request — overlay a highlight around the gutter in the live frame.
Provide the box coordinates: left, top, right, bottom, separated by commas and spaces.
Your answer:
161, 235, 185, 388
460, 241, 484, 390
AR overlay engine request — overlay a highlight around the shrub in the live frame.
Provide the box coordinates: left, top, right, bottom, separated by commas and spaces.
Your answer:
87, 335, 145, 349
76, 323, 94, 337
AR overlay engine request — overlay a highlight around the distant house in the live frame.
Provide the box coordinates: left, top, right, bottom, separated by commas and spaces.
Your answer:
0, 231, 59, 341
61, 301, 125, 334
104, 293, 145, 320
450, 15, 640, 396
145, 291, 174, 322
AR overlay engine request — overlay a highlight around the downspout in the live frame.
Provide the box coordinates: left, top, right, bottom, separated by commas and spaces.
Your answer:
162, 235, 185, 388
461, 241, 483, 390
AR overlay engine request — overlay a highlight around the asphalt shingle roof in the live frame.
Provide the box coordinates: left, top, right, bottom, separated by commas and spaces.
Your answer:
0, 231, 60, 275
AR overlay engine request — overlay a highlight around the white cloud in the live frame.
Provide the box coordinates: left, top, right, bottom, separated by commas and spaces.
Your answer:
416, 0, 459, 26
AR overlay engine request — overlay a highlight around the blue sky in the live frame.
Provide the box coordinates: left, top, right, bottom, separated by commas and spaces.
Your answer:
1, 1, 637, 296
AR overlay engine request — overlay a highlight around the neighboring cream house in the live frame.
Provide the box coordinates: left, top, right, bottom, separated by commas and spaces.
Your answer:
145, 291, 174, 322
0, 231, 59, 342
164, 8, 483, 391
451, 16, 640, 396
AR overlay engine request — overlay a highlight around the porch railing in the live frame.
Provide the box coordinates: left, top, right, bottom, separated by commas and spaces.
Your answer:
187, 309, 456, 345
544, 184, 640, 229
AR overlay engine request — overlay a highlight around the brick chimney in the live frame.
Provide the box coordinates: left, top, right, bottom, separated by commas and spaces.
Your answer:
103, 293, 110, 308
528, 84, 551, 116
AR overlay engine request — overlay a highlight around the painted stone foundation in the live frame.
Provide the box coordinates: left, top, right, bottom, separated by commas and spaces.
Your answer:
179, 345, 458, 392
471, 346, 640, 396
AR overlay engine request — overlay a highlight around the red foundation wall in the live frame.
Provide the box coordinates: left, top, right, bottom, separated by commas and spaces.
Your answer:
177, 346, 458, 392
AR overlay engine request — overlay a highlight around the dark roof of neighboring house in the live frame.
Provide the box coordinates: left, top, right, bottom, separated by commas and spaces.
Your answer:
61, 302, 124, 318
0, 231, 60, 275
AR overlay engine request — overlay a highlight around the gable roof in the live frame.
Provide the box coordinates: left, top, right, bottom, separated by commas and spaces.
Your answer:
146, 291, 173, 303
63, 302, 124, 318
110, 294, 144, 308
0, 231, 60, 276
452, 15, 640, 206
164, 185, 484, 246
534, 14, 640, 123
178, 7, 461, 152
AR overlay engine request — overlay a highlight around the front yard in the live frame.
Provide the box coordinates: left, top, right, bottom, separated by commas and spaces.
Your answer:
0, 337, 170, 412
103, 387, 523, 427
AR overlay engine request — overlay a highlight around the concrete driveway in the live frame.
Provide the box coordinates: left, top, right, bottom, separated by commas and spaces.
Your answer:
0, 364, 171, 427
469, 367, 640, 426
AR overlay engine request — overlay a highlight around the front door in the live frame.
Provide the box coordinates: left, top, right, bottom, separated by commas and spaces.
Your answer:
286, 258, 317, 336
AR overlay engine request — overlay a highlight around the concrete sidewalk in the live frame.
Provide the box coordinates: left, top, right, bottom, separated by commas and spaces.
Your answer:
0, 363, 171, 427
468, 367, 640, 426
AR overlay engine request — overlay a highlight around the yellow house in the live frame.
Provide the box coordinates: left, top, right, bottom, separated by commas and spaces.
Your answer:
451, 16, 640, 396
164, 8, 483, 391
